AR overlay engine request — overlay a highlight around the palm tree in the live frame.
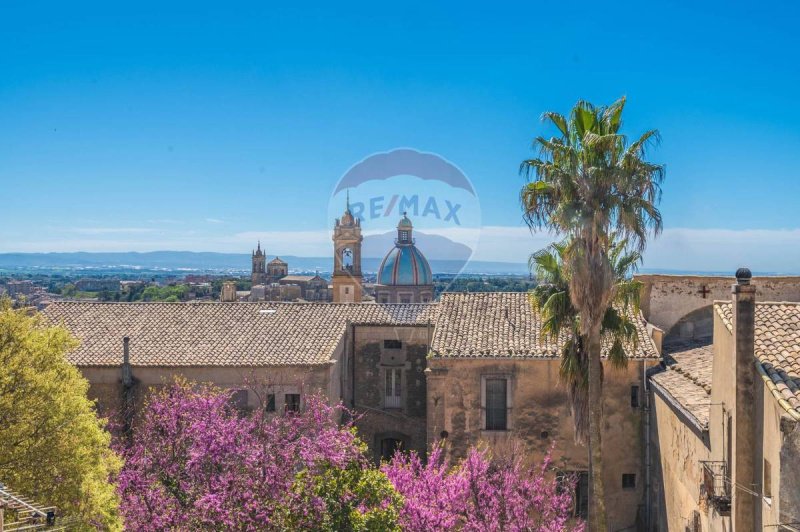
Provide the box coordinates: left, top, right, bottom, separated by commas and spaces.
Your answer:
520, 97, 663, 531
529, 238, 643, 446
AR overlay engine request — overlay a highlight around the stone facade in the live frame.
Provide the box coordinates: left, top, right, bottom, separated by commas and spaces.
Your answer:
331, 203, 363, 303
347, 325, 430, 461
636, 273, 800, 341
647, 274, 800, 531
427, 357, 655, 528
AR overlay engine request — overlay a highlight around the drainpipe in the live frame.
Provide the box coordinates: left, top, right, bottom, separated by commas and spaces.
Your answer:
121, 336, 135, 436
350, 322, 356, 409
643, 359, 651, 530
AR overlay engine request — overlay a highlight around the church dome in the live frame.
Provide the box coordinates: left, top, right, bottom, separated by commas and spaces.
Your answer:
377, 214, 432, 286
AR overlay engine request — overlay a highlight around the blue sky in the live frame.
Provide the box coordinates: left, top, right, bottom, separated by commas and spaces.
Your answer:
2, 1, 800, 271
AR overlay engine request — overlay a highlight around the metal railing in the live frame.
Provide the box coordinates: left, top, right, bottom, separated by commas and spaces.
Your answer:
700, 461, 731, 515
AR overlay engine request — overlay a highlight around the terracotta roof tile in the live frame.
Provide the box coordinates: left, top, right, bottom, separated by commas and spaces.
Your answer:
43, 301, 436, 367
715, 301, 800, 418
429, 292, 659, 359
650, 343, 713, 429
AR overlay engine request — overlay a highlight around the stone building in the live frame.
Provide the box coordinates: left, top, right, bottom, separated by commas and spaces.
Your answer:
426, 292, 660, 527
267, 257, 288, 280
251, 241, 267, 284
642, 271, 800, 531
331, 199, 363, 303
374, 214, 434, 303
44, 291, 658, 530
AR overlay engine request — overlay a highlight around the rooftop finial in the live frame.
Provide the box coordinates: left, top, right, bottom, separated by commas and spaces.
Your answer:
346, 189, 351, 213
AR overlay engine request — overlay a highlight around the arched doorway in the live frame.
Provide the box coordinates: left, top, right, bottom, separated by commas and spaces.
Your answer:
374, 432, 408, 463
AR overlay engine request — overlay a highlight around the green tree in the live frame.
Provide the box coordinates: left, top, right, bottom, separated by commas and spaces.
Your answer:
520, 97, 663, 530
529, 239, 642, 445
0, 300, 122, 529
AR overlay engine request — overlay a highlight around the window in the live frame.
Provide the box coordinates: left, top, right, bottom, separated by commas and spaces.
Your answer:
691, 510, 701, 532
485, 378, 508, 430
285, 393, 300, 413
400, 296, 411, 303
764, 458, 772, 499
622, 473, 636, 490
630, 385, 640, 408
384, 339, 402, 349
345, 286, 350, 294
380, 295, 389, 303
385, 368, 402, 408
399, 230, 409, 241
557, 471, 588, 519
265, 393, 275, 412
380, 437, 403, 461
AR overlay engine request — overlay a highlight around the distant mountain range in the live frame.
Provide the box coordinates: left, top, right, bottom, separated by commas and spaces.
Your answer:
0, 251, 529, 276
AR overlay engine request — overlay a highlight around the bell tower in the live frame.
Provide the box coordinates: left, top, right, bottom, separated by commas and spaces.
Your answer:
332, 194, 363, 303
251, 241, 266, 284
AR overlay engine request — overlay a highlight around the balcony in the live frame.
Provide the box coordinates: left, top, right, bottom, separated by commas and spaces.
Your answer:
700, 461, 731, 515
384, 395, 402, 409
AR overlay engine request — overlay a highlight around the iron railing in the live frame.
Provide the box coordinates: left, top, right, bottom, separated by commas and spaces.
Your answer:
700, 461, 731, 515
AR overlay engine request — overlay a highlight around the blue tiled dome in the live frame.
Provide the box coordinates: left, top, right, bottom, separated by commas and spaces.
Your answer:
378, 245, 433, 285
377, 214, 432, 286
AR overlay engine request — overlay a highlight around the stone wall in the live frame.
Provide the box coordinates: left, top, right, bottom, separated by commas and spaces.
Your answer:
636, 274, 800, 337
350, 325, 430, 462
648, 387, 712, 531
426, 357, 655, 530
80, 364, 336, 423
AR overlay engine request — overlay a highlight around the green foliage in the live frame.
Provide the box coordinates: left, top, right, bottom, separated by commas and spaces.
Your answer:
139, 284, 188, 302
0, 299, 122, 529
529, 238, 643, 444
286, 460, 402, 531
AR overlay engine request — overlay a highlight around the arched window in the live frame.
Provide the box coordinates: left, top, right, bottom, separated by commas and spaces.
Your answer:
342, 247, 353, 271
380, 437, 403, 461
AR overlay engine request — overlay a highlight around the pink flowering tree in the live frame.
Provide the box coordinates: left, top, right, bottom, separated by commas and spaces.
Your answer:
384, 445, 583, 532
118, 380, 581, 531
117, 380, 400, 530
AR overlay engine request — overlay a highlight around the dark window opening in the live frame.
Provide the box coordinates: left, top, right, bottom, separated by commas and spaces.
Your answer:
265, 393, 275, 412
630, 385, 640, 408
485, 378, 508, 431
622, 473, 636, 490
285, 393, 300, 413
380, 437, 403, 461
764, 458, 772, 498
384, 339, 402, 349
557, 471, 588, 519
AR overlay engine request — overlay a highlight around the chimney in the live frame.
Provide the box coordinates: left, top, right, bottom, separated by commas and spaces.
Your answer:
122, 336, 132, 388
732, 267, 757, 530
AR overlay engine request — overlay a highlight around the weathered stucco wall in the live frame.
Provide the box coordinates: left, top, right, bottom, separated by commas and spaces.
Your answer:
636, 274, 800, 336
426, 357, 654, 530
80, 364, 336, 422
648, 387, 712, 531
350, 325, 430, 462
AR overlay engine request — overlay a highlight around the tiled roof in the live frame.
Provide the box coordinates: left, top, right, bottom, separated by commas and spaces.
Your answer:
715, 301, 800, 419
43, 301, 436, 367
429, 292, 660, 359
650, 343, 713, 430
280, 275, 320, 283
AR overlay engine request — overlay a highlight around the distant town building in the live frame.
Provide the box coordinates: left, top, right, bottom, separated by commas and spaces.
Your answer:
74, 278, 121, 292
5, 280, 36, 297
220, 281, 237, 302
374, 214, 434, 303
331, 198, 363, 302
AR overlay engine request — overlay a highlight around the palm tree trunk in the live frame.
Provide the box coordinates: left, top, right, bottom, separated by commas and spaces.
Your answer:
587, 324, 607, 531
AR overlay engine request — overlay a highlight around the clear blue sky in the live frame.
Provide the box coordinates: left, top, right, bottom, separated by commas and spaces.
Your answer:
2, 1, 800, 271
